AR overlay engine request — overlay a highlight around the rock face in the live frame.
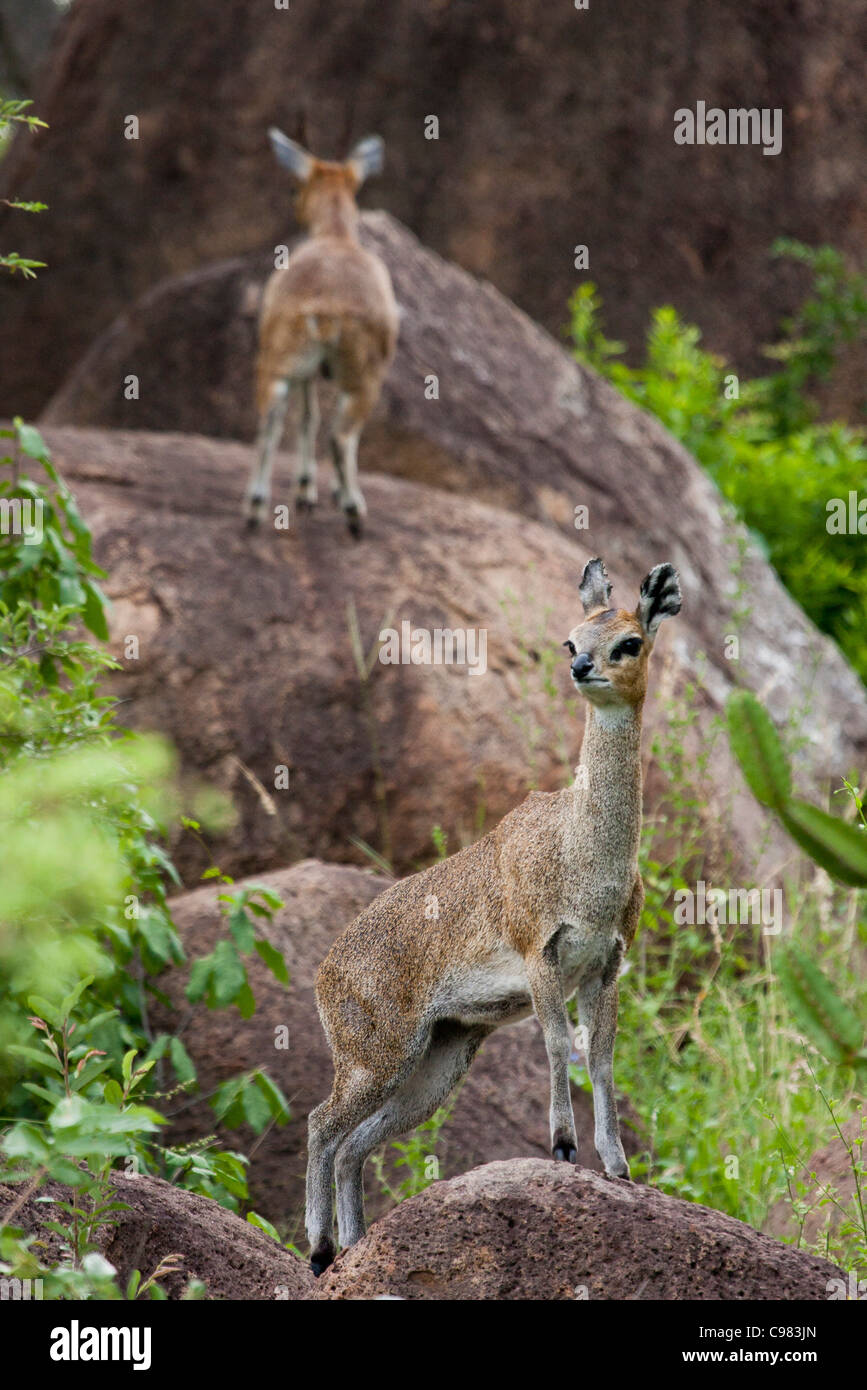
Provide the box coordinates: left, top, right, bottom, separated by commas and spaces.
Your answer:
763, 1115, 865, 1248
0, 0, 60, 94
314, 1158, 844, 1301
3, 0, 867, 418
3, 1159, 841, 1301
149, 861, 622, 1231
36, 419, 866, 886
0, 1174, 313, 1301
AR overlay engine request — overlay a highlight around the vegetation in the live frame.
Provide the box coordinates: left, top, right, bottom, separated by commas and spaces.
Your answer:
568, 241, 867, 683
605, 681, 867, 1276
0, 424, 291, 1298
0, 97, 46, 277
1, 79, 864, 1298
563, 247, 866, 1273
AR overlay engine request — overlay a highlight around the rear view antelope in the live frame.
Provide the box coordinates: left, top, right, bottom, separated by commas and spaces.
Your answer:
305, 557, 682, 1273
244, 130, 399, 537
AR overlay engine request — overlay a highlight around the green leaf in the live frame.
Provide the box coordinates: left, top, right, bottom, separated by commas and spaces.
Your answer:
236, 980, 256, 1020
185, 957, 212, 1004
777, 943, 865, 1066
14, 423, 50, 463
60, 975, 95, 1020
82, 580, 109, 641
209, 940, 246, 1008
103, 1080, 124, 1106
779, 800, 867, 887
254, 1070, 290, 1125
247, 1211, 281, 1242
726, 690, 791, 810
242, 1082, 272, 1133
254, 938, 289, 985
169, 1037, 196, 1084
227, 905, 256, 954
26, 994, 63, 1028
7, 1044, 63, 1075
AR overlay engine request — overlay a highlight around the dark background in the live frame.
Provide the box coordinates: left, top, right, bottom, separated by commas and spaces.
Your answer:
1, 0, 866, 421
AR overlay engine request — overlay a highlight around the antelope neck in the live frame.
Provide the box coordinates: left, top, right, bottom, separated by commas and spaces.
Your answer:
570, 701, 644, 861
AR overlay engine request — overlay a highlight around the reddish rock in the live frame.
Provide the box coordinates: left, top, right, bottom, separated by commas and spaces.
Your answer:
314, 1158, 845, 1301
3, 0, 867, 418
0, 1173, 313, 1301
35, 420, 867, 888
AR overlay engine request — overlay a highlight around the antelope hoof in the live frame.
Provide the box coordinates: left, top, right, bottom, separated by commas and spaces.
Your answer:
552, 1138, 578, 1164
345, 507, 363, 540
296, 497, 315, 513
604, 1157, 631, 1180
310, 1239, 336, 1278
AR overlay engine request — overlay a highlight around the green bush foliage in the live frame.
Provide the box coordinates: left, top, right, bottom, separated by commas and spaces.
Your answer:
568, 241, 867, 683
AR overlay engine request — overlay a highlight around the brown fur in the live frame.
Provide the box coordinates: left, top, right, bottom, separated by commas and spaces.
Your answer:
305, 558, 682, 1274
244, 137, 398, 533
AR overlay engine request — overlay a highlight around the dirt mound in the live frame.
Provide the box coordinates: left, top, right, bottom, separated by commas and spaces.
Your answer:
314, 1158, 845, 1301
150, 861, 623, 1233
763, 1113, 865, 1248
3, 0, 867, 418
0, 1173, 313, 1301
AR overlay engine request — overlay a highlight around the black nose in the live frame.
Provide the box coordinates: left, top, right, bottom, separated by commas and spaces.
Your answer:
571, 652, 594, 681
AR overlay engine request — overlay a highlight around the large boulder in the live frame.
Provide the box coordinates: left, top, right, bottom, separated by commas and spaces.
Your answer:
0, 1173, 314, 1300
3, 0, 867, 417
149, 861, 622, 1231
40, 213, 867, 800
313, 1158, 845, 1301
35, 422, 867, 886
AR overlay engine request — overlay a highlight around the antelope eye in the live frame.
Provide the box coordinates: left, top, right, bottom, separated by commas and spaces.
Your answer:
563, 640, 576, 657
610, 637, 643, 661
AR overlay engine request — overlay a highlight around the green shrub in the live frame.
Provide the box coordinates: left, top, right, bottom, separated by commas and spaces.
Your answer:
0, 426, 292, 1295
568, 242, 867, 683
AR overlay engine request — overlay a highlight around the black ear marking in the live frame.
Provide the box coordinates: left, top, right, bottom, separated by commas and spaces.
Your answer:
637, 563, 682, 637
578, 557, 613, 616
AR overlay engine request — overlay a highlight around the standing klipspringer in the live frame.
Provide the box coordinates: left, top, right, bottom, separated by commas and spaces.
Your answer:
305, 557, 682, 1274
244, 130, 398, 537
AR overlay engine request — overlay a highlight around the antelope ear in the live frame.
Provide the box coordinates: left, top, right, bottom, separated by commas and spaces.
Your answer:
268, 127, 314, 181
636, 563, 682, 638
578, 557, 613, 616
347, 135, 385, 185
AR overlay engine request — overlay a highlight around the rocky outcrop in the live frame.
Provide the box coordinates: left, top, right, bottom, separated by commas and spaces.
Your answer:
41, 213, 867, 798
149, 861, 624, 1230
314, 1158, 845, 1301
0, 1173, 313, 1301
4, 1158, 841, 1301
35, 420, 863, 886
4, 0, 867, 418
